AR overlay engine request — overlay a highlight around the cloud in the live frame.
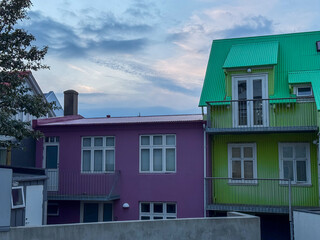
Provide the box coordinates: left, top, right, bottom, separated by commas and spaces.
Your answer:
22, 10, 151, 59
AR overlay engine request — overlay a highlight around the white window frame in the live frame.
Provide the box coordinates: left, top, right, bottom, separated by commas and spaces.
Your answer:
228, 143, 257, 184
11, 186, 25, 209
278, 142, 311, 185
293, 84, 313, 99
139, 202, 177, 220
232, 74, 269, 127
80, 201, 113, 222
139, 134, 176, 173
81, 136, 115, 173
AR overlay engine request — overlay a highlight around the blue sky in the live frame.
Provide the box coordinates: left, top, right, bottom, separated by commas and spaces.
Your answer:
23, 0, 320, 117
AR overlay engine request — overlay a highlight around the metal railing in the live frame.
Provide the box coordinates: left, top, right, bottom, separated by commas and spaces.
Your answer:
47, 170, 120, 200
206, 97, 317, 131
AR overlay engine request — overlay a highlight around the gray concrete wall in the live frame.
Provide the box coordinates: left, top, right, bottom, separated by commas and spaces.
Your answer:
294, 210, 320, 240
0, 212, 260, 240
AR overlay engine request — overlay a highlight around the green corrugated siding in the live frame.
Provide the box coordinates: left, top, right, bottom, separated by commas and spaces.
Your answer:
212, 133, 319, 207
223, 41, 278, 68
199, 31, 320, 106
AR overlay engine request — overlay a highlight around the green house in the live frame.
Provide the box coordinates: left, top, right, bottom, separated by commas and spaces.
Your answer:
199, 31, 320, 214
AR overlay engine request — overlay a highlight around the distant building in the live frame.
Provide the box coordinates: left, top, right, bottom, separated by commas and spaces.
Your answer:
44, 91, 63, 117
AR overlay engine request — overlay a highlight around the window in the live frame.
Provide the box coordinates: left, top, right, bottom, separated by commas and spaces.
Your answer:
140, 202, 177, 220
294, 85, 313, 97
81, 137, 115, 173
11, 186, 25, 209
140, 135, 176, 173
228, 143, 257, 182
232, 74, 268, 127
0, 147, 7, 165
279, 143, 311, 184
47, 202, 59, 216
80, 202, 113, 222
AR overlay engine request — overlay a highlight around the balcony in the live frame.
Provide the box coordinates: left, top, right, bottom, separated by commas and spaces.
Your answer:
206, 97, 318, 134
47, 170, 120, 201
205, 177, 319, 214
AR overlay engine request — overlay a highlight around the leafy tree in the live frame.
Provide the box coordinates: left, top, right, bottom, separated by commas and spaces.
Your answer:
0, 0, 54, 151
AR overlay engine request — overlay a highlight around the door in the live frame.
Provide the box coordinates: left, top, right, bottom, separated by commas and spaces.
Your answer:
232, 74, 268, 127
44, 139, 59, 191
25, 185, 43, 226
82, 202, 113, 222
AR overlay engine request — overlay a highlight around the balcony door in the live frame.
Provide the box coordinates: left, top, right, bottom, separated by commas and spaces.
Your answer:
43, 137, 59, 191
232, 74, 268, 127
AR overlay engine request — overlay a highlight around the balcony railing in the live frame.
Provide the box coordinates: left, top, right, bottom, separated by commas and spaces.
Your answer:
205, 177, 319, 214
47, 170, 120, 201
206, 97, 318, 133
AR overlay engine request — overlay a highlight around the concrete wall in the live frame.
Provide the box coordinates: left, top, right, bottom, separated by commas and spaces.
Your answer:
294, 210, 320, 240
36, 121, 205, 222
0, 213, 260, 240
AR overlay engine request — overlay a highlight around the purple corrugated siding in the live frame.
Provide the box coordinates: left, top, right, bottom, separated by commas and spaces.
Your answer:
36, 121, 204, 221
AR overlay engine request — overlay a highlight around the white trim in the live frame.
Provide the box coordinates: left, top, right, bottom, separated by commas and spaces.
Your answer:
11, 186, 25, 209
81, 136, 115, 173
232, 73, 269, 128
278, 142, 311, 185
228, 143, 257, 184
139, 202, 177, 220
139, 135, 176, 173
293, 84, 313, 97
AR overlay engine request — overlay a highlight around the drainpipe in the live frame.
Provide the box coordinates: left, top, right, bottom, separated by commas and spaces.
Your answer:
203, 123, 207, 218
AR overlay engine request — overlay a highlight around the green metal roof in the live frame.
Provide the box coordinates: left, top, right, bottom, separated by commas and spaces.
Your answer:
199, 31, 320, 107
288, 70, 320, 110
223, 41, 279, 68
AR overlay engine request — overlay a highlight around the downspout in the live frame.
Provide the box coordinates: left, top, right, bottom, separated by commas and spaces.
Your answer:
203, 123, 207, 218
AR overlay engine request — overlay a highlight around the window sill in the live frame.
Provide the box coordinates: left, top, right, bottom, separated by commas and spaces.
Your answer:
81, 171, 115, 174
228, 179, 258, 185
279, 182, 312, 187
139, 172, 176, 175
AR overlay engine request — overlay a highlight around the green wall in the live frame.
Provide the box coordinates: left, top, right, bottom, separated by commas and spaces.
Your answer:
211, 132, 319, 207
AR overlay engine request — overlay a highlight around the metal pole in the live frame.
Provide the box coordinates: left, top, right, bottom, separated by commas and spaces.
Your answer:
288, 180, 294, 240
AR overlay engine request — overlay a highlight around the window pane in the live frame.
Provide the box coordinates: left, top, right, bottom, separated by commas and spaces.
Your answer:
141, 216, 150, 220
153, 136, 162, 145
238, 80, 247, 126
166, 149, 175, 171
154, 216, 163, 220
232, 161, 241, 178
94, 150, 103, 171
0, 149, 7, 165
283, 146, 293, 158
141, 203, 150, 213
46, 146, 58, 169
141, 136, 150, 145
83, 150, 91, 171
296, 161, 307, 182
167, 217, 176, 219
283, 161, 294, 181
47, 204, 59, 216
50, 137, 55, 143
295, 145, 306, 158
106, 137, 115, 147
153, 149, 162, 171
105, 150, 115, 171
141, 149, 150, 171
232, 147, 241, 158
56, 137, 60, 142
253, 79, 263, 125
154, 203, 163, 213
298, 87, 312, 96
12, 188, 24, 206
83, 138, 91, 147
244, 147, 253, 158
244, 161, 253, 179
166, 204, 176, 213
94, 137, 103, 146
166, 135, 175, 146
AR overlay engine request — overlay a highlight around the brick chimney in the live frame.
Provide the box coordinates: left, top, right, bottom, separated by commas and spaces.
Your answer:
64, 90, 78, 116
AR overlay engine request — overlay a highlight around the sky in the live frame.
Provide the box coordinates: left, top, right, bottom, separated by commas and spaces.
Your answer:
21, 0, 320, 117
